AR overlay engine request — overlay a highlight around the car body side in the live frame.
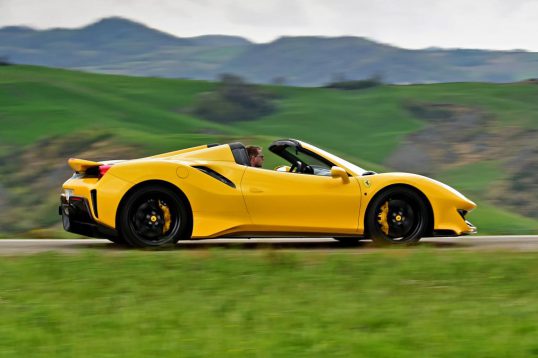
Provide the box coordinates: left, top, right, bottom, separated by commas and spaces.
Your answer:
61, 142, 476, 239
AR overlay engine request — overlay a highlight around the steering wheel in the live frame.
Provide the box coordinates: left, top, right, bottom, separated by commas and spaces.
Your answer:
290, 161, 314, 174
303, 165, 314, 174
290, 161, 304, 173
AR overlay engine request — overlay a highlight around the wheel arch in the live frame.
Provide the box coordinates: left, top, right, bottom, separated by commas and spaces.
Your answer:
116, 179, 193, 237
364, 184, 434, 237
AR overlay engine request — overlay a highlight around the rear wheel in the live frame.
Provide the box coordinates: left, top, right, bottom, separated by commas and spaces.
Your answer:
365, 187, 429, 245
118, 185, 190, 248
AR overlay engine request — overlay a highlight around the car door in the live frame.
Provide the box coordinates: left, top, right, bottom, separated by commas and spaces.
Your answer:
240, 167, 361, 233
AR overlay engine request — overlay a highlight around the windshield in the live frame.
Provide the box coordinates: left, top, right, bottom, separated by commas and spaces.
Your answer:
301, 142, 366, 176
281, 145, 333, 176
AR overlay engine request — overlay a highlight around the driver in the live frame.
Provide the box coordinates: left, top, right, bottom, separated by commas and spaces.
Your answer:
246, 146, 264, 168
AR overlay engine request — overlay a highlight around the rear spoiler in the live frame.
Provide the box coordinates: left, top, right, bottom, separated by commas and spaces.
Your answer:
68, 158, 103, 173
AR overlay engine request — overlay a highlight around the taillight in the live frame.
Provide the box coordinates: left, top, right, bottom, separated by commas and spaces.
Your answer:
98, 165, 111, 179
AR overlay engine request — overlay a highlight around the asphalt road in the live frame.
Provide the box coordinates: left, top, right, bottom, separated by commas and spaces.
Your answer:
0, 236, 537, 255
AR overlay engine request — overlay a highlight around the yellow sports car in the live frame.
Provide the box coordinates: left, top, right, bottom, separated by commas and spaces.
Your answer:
60, 139, 476, 247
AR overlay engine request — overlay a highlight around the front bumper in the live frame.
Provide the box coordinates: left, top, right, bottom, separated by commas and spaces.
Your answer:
59, 194, 117, 239
462, 219, 477, 235
432, 209, 477, 237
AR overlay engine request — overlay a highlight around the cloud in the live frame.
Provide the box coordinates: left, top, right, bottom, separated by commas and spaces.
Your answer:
226, 0, 308, 28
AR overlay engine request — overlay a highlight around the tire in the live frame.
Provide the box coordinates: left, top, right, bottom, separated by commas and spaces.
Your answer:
365, 186, 429, 245
118, 184, 191, 248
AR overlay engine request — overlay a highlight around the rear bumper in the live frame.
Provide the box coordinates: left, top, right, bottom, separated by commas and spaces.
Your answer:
59, 194, 117, 239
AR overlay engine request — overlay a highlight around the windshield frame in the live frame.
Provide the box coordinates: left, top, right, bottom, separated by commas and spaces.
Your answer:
300, 141, 367, 176
268, 139, 367, 176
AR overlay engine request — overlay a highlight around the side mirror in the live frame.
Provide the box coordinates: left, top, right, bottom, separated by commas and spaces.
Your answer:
331, 166, 350, 184
275, 165, 291, 172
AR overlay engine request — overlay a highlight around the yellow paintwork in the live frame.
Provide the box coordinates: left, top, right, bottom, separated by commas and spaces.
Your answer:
62, 140, 477, 238
239, 166, 361, 235
356, 172, 476, 235
145, 144, 208, 159
68, 158, 103, 172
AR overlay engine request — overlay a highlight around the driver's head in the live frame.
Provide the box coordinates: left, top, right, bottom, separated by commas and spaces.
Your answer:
246, 146, 264, 168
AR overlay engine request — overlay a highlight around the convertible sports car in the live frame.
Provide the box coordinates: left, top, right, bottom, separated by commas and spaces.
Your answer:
59, 139, 477, 247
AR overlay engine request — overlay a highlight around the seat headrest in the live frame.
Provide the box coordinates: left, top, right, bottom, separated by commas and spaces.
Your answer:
229, 143, 250, 166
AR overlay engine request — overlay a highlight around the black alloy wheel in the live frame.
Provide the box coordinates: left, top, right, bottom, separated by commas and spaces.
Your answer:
366, 187, 429, 245
119, 185, 190, 248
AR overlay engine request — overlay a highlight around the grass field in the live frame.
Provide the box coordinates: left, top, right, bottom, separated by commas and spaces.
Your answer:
0, 250, 538, 357
0, 65, 537, 234
2, 66, 538, 158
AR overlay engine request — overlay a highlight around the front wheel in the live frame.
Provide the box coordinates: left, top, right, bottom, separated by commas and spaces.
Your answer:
365, 187, 429, 245
118, 185, 191, 248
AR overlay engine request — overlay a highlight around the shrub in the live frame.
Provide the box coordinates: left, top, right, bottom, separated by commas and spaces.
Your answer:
0, 56, 12, 66
325, 75, 382, 90
191, 74, 278, 122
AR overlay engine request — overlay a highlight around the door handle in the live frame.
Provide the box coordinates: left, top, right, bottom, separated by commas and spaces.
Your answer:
250, 187, 264, 193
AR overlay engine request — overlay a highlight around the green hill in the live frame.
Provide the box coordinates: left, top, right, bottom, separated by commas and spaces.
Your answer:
0, 65, 536, 235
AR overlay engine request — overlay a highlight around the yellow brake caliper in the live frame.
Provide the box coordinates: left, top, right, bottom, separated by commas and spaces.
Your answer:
159, 201, 171, 234
377, 201, 389, 235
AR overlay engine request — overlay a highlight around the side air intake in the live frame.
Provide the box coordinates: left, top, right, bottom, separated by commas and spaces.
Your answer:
192, 166, 236, 188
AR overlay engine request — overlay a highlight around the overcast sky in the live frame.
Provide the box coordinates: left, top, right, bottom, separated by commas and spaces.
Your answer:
1, 0, 537, 51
